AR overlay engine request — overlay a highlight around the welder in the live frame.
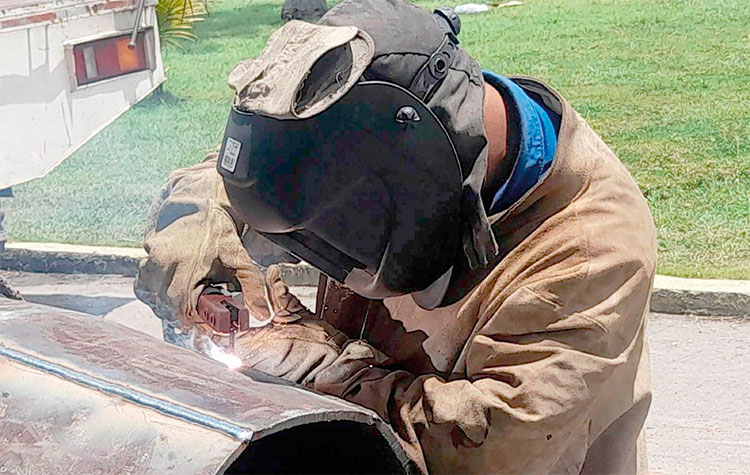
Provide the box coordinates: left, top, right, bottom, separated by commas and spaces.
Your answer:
135, 0, 656, 472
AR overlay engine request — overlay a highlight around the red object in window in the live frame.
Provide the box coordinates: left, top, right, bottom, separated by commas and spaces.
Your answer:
73, 31, 149, 86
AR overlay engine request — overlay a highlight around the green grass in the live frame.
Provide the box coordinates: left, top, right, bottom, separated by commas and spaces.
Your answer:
5, 0, 749, 278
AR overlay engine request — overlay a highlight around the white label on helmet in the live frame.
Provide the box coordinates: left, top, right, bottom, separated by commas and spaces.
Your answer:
221, 137, 242, 173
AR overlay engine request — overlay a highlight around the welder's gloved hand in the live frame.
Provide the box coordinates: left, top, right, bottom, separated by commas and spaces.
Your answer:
236, 318, 349, 384
263, 264, 315, 321
235, 265, 348, 384
134, 153, 272, 338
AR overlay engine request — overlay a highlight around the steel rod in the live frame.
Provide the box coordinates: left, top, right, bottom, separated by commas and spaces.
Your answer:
128, 0, 146, 49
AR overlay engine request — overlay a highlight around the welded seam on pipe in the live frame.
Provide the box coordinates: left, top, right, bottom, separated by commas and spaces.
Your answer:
0, 344, 254, 441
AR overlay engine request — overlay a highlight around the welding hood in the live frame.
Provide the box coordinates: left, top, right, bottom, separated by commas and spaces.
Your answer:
217, 4, 498, 309
218, 80, 464, 304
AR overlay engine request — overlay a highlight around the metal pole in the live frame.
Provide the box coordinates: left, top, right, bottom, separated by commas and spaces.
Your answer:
128, 0, 147, 49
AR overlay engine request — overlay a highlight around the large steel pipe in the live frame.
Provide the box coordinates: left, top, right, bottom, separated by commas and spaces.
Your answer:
0, 298, 413, 474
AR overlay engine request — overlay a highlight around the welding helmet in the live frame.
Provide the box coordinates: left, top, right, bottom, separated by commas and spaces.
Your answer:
218, 0, 497, 309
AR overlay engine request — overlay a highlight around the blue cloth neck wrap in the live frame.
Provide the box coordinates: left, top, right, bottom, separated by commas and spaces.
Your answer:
482, 71, 557, 214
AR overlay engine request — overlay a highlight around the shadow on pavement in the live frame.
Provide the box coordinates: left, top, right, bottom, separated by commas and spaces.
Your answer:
22, 294, 133, 316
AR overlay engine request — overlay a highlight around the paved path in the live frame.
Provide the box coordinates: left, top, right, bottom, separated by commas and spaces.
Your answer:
2, 271, 748, 473
5, 242, 750, 316
646, 313, 750, 474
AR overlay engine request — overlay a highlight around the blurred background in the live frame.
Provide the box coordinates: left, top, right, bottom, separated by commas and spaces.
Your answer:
2, 0, 748, 279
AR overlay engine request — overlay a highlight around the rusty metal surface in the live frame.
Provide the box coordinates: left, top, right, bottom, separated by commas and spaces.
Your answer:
0, 358, 241, 474
0, 298, 411, 474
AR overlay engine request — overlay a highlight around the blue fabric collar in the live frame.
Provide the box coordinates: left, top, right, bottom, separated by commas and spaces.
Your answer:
482, 71, 557, 213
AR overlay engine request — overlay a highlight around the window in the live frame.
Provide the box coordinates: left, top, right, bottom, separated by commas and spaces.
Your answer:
72, 31, 150, 86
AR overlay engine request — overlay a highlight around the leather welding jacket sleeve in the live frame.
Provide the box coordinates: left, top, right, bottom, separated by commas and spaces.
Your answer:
311, 257, 653, 474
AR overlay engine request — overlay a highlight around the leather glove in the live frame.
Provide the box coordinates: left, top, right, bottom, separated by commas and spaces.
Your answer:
236, 317, 348, 385
233, 265, 349, 385
134, 153, 272, 343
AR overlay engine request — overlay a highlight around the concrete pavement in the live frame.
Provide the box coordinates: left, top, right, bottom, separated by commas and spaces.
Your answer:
646, 313, 750, 474
2, 270, 319, 340
2, 242, 749, 316
4, 271, 163, 340
2, 270, 749, 473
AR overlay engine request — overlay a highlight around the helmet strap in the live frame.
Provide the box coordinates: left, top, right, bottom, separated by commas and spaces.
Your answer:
461, 144, 499, 270
408, 8, 461, 102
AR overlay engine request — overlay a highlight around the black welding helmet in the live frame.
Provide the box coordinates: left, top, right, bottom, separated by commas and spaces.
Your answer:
218, 0, 497, 309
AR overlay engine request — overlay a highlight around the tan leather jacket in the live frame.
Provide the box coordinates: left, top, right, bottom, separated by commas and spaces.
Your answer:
312, 78, 655, 473
136, 77, 655, 474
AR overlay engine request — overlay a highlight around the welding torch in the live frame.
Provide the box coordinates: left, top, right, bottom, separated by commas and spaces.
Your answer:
196, 286, 250, 352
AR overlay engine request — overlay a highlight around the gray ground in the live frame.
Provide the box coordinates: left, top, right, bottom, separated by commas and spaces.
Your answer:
2, 271, 749, 474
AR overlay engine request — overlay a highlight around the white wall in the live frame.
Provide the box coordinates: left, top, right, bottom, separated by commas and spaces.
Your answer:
0, 2, 166, 189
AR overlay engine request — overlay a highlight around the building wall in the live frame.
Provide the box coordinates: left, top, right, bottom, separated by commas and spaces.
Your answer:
0, 0, 165, 189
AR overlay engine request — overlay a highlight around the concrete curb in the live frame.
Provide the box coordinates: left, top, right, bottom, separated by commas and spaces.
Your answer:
2, 242, 748, 317
0, 242, 144, 277
651, 275, 750, 318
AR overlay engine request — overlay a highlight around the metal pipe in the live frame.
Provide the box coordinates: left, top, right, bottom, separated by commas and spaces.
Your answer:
128, 0, 146, 49
0, 344, 255, 440
0, 298, 415, 474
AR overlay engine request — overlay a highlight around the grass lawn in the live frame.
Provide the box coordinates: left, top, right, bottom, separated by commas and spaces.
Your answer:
5, 0, 749, 278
